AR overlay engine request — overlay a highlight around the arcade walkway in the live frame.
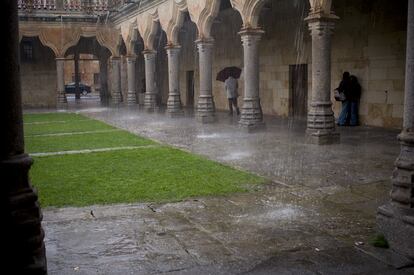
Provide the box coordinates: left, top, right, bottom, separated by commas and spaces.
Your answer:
39, 105, 413, 274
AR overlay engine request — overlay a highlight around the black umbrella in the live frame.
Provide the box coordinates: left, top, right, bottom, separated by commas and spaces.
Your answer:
216, 66, 242, 82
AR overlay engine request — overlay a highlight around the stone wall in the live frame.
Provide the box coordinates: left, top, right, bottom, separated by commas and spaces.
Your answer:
20, 37, 57, 108
331, 0, 407, 128
171, 0, 407, 128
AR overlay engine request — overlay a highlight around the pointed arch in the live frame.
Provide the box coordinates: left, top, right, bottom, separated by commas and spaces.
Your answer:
158, 0, 188, 46
136, 8, 160, 50
230, 0, 269, 29
187, 0, 220, 40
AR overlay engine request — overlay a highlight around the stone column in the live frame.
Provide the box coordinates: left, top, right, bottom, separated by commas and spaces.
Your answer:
74, 50, 81, 100
305, 14, 339, 145
377, 0, 414, 260
1, 0, 47, 273
238, 28, 265, 131
196, 39, 215, 123
126, 55, 137, 105
99, 55, 110, 106
143, 49, 158, 111
166, 45, 183, 117
56, 57, 67, 106
110, 56, 122, 104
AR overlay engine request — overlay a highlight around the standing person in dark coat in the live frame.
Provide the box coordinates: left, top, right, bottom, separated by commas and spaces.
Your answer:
335, 71, 351, 126
348, 75, 361, 126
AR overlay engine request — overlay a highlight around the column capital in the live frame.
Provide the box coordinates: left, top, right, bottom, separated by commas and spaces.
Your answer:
55, 57, 66, 61
110, 56, 121, 61
165, 45, 181, 57
195, 38, 214, 47
306, 12, 338, 36
142, 49, 157, 60
142, 49, 157, 55
305, 11, 339, 23
126, 55, 137, 64
125, 54, 137, 59
238, 27, 265, 38
165, 44, 181, 50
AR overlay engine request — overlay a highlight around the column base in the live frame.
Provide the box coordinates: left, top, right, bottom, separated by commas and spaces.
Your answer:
138, 93, 146, 106
167, 93, 183, 117
377, 204, 414, 260
239, 97, 264, 130
144, 92, 158, 112
1, 154, 47, 274
196, 95, 216, 123
126, 91, 137, 105
306, 101, 339, 145
111, 91, 122, 104
57, 91, 67, 105
306, 130, 340, 145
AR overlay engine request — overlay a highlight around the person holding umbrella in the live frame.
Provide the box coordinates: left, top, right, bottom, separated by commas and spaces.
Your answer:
225, 76, 240, 115
216, 66, 242, 116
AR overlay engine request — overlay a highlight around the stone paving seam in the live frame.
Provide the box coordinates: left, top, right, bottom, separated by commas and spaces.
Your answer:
26, 129, 122, 137
30, 145, 161, 157
24, 119, 91, 125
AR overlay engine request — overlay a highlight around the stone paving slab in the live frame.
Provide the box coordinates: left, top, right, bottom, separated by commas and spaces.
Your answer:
33, 105, 413, 274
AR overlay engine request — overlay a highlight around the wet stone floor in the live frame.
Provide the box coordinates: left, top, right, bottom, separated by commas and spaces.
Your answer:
39, 104, 414, 274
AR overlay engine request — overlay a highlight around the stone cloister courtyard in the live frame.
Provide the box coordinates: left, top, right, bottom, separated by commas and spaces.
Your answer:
31, 102, 410, 274
3, 0, 414, 274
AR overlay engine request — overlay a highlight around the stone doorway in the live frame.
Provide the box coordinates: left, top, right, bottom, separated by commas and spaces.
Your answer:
289, 64, 308, 119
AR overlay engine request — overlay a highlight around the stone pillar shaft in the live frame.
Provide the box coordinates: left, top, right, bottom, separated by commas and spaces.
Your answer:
110, 56, 122, 104
239, 28, 265, 131
377, 0, 414, 260
166, 45, 183, 117
126, 55, 137, 105
56, 57, 67, 105
74, 50, 81, 100
1, 0, 47, 273
196, 39, 215, 123
143, 50, 158, 111
99, 55, 109, 105
404, 0, 414, 132
305, 16, 339, 145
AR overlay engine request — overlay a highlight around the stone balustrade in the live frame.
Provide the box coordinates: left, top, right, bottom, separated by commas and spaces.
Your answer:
17, 0, 111, 13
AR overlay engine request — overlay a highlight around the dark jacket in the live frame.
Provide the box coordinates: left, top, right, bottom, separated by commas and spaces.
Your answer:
336, 79, 351, 100
348, 77, 361, 101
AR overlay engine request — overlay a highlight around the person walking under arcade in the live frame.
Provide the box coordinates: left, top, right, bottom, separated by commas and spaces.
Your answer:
225, 76, 240, 115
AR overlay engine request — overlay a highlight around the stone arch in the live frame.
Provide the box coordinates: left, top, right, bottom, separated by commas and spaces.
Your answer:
19, 26, 81, 58
136, 8, 160, 51
308, 0, 332, 15
96, 27, 123, 57
120, 20, 137, 55
158, 0, 188, 46
187, 0, 221, 40
38, 27, 81, 58
230, 0, 269, 29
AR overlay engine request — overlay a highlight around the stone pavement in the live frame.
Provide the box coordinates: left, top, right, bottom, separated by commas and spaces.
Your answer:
37, 105, 414, 274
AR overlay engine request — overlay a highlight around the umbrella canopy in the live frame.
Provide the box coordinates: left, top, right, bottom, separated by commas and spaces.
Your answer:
216, 66, 242, 82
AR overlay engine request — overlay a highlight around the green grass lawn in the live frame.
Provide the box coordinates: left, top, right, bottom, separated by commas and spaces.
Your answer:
24, 112, 265, 207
